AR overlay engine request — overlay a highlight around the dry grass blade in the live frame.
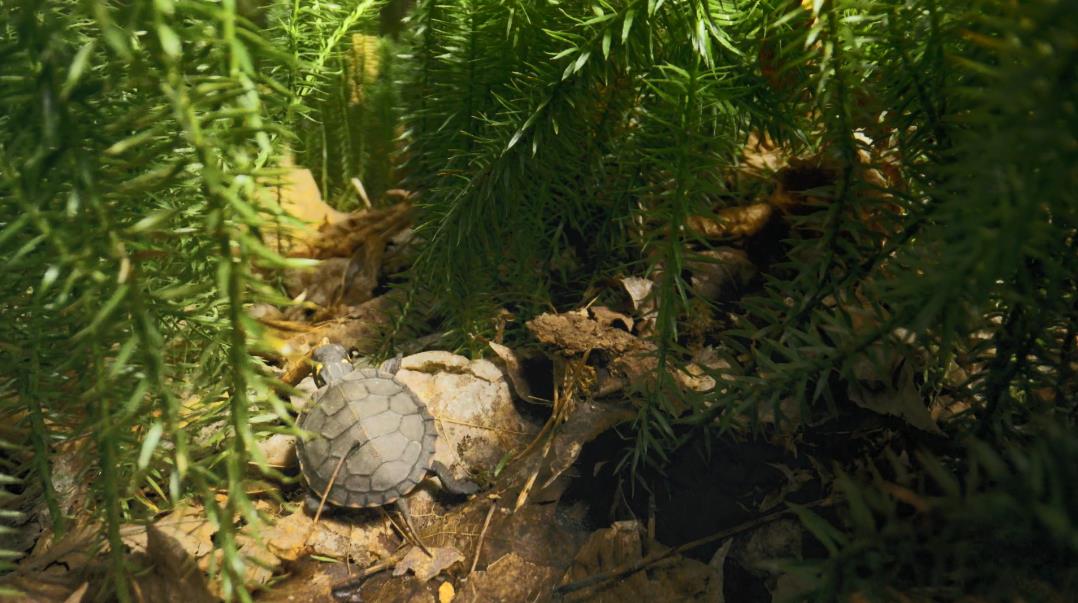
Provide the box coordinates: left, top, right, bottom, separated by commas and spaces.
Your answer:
468, 496, 499, 575
304, 442, 360, 545
555, 499, 830, 595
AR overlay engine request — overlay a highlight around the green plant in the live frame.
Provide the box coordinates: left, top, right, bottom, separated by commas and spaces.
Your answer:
2, 0, 1074, 599
270, 0, 395, 206
395, 0, 1076, 597
0, 1, 381, 600
789, 422, 1078, 601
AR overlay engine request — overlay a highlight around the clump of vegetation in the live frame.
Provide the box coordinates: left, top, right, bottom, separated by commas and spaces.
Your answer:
1, 0, 1074, 600
0, 1, 384, 599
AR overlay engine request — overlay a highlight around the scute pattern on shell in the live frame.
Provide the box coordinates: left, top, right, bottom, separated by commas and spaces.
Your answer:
297, 368, 437, 508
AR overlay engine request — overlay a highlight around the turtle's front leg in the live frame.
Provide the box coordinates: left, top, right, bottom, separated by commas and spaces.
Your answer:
430, 460, 479, 496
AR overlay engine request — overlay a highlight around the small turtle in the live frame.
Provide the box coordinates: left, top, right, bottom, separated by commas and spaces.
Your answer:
297, 344, 477, 550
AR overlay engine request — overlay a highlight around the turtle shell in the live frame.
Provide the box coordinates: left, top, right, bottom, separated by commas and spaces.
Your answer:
297, 367, 437, 508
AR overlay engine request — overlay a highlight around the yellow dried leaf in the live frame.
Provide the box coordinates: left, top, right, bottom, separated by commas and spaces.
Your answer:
438, 581, 456, 603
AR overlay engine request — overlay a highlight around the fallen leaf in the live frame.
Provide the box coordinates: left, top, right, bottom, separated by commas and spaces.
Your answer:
730, 518, 802, 575
620, 276, 656, 335
392, 546, 464, 582
131, 525, 216, 603
152, 505, 216, 561
707, 539, 733, 603
687, 203, 773, 239
544, 401, 635, 491
589, 305, 634, 332
438, 581, 455, 603
559, 521, 725, 602
847, 346, 942, 434
257, 158, 350, 257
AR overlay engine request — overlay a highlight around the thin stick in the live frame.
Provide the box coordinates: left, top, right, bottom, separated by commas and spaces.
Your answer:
377, 505, 405, 541
469, 496, 500, 575
304, 442, 358, 545
330, 545, 413, 598
513, 437, 553, 512
555, 499, 829, 595
435, 416, 533, 435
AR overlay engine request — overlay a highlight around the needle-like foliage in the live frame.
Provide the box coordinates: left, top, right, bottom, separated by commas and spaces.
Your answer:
397, 0, 1076, 597
1, 0, 1074, 599
0, 1, 379, 600
268, 0, 393, 205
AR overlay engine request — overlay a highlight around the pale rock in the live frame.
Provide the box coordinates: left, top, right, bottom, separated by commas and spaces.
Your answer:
394, 351, 535, 475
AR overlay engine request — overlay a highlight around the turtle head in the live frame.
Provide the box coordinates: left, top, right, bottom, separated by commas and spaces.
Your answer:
312, 344, 351, 387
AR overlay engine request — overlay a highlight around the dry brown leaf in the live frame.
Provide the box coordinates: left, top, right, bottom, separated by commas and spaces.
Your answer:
741, 132, 788, 176
559, 521, 725, 602
392, 546, 465, 582
687, 203, 773, 239
308, 202, 411, 260
620, 277, 655, 316
152, 505, 216, 562
282, 292, 398, 355
527, 311, 700, 404
257, 159, 350, 257
589, 305, 634, 332
706, 541, 733, 603
131, 525, 217, 603
847, 346, 942, 435
544, 401, 635, 491
528, 312, 648, 358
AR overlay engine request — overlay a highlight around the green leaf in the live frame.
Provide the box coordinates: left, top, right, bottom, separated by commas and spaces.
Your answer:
61, 42, 96, 100
74, 284, 129, 340
157, 24, 182, 58
138, 423, 164, 469
789, 503, 846, 555
127, 208, 178, 234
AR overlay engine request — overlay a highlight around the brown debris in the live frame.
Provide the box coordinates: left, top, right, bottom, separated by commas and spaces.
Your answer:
557, 521, 726, 602
526, 311, 714, 400
463, 552, 560, 602
528, 310, 647, 358
392, 546, 464, 582
686, 247, 758, 303
130, 525, 217, 603
687, 203, 774, 240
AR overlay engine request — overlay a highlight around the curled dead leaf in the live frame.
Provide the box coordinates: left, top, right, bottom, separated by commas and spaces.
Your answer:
687, 203, 773, 239
392, 546, 464, 582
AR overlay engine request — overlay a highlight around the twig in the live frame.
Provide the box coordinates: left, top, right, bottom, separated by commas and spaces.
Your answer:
469, 496, 500, 575
555, 499, 829, 596
514, 437, 553, 512
304, 442, 358, 545
436, 416, 533, 435
330, 545, 413, 599
377, 505, 405, 542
